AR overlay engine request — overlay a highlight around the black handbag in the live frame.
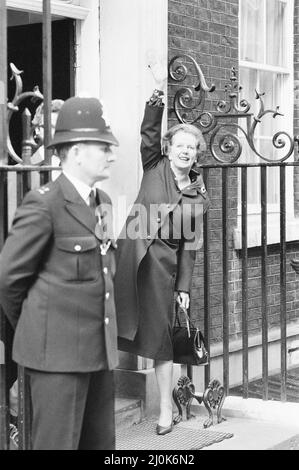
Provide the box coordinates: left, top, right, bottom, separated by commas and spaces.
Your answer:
172, 305, 209, 366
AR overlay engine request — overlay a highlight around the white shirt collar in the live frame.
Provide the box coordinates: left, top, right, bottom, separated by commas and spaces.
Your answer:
63, 170, 94, 206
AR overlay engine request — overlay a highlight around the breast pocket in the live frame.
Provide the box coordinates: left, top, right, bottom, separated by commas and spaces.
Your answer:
55, 236, 99, 281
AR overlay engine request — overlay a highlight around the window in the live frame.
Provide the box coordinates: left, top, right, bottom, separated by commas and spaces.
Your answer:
240, 0, 288, 67
235, 0, 294, 248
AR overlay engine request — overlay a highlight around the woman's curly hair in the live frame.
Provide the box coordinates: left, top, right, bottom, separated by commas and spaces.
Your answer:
161, 123, 207, 160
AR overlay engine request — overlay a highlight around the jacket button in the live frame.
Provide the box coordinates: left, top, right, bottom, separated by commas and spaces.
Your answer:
147, 235, 151, 240
74, 245, 82, 252
105, 317, 110, 325
157, 218, 161, 223
103, 267, 108, 275
105, 292, 110, 300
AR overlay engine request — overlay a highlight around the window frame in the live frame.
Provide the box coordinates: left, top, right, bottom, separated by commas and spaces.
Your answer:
7, 0, 88, 19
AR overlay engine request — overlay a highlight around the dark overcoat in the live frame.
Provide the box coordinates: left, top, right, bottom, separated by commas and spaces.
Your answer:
115, 103, 209, 341
0, 173, 118, 372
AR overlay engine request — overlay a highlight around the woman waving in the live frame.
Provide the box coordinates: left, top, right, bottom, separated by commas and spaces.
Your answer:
115, 59, 210, 435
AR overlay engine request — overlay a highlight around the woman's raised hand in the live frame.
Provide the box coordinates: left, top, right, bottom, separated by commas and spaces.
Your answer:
146, 50, 168, 91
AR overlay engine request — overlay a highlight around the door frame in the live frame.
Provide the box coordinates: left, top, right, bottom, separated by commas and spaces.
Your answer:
7, 0, 101, 98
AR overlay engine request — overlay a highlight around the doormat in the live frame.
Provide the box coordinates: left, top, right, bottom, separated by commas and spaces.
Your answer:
116, 419, 234, 450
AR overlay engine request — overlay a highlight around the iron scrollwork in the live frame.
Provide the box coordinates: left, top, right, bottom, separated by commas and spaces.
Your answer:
168, 56, 294, 163
202, 379, 226, 428
172, 375, 203, 425
169, 54, 215, 130
7, 63, 43, 164
172, 376, 226, 429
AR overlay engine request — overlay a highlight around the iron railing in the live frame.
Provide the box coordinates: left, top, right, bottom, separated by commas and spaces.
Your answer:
200, 162, 296, 400
0, 0, 54, 450
168, 54, 298, 402
0, 0, 9, 452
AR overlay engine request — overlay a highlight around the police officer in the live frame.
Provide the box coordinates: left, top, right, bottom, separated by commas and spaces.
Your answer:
0, 96, 119, 450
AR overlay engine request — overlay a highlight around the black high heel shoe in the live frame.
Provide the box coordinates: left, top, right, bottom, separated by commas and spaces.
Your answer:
156, 423, 173, 436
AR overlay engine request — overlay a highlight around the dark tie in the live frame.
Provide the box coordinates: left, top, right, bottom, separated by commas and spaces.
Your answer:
89, 189, 98, 213
90, 190, 109, 242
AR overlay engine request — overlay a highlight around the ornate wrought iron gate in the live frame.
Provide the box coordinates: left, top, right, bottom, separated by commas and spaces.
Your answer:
168, 54, 298, 404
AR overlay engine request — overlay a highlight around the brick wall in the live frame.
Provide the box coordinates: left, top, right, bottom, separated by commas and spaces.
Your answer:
168, 0, 238, 127
168, 0, 299, 344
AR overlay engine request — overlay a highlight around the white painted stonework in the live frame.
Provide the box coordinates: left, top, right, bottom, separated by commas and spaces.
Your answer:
99, 0, 168, 236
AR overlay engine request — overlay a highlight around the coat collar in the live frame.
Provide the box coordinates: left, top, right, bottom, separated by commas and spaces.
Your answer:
168, 163, 207, 198
181, 177, 207, 198
57, 173, 97, 234
56, 174, 117, 247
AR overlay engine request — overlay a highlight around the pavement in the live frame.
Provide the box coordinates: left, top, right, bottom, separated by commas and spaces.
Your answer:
179, 416, 299, 450
174, 395, 299, 450
270, 434, 299, 450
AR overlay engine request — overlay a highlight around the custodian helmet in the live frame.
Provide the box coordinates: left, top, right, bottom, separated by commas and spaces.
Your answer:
47, 96, 119, 148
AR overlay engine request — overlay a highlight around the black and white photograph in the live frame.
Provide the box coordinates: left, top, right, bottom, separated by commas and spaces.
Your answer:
0, 0, 299, 453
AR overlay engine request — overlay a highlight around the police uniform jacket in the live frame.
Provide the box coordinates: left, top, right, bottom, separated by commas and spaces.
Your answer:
0, 173, 118, 372
115, 103, 210, 341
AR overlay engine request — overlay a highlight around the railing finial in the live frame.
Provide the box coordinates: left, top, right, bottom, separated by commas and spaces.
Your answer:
7, 63, 43, 164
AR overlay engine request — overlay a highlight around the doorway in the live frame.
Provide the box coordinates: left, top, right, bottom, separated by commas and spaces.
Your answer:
7, 14, 75, 158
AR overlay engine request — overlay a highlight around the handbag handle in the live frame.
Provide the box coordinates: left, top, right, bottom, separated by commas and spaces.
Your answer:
175, 303, 191, 338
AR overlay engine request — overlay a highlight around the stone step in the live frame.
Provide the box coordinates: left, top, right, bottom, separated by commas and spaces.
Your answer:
115, 364, 182, 419
115, 397, 143, 430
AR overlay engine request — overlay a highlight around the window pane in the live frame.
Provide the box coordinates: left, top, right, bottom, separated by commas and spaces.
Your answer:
239, 68, 287, 205
239, 67, 258, 115
239, 1, 291, 211
258, 71, 285, 138
240, 0, 264, 63
240, 68, 287, 141
266, 0, 287, 67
